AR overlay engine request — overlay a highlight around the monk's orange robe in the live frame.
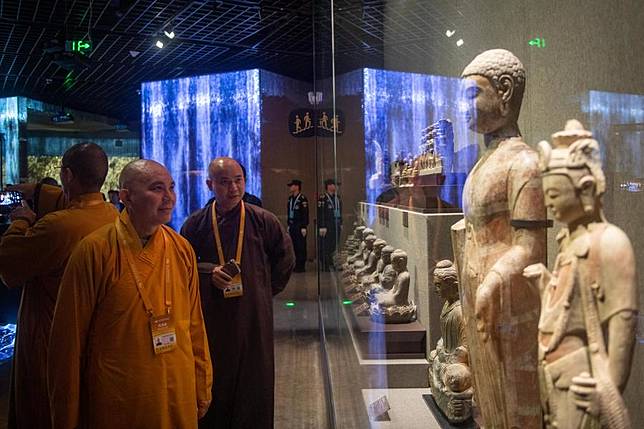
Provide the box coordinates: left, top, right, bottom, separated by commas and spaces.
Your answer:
48, 210, 212, 429
0, 193, 118, 429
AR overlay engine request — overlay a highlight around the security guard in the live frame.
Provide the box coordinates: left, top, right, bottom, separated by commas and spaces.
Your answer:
287, 179, 309, 272
317, 178, 342, 271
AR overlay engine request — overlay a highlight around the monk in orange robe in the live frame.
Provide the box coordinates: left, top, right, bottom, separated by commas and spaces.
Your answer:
0, 143, 118, 429
48, 160, 212, 429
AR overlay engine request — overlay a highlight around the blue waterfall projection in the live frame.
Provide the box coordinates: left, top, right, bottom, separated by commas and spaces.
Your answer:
0, 98, 20, 186
582, 90, 644, 176
359, 68, 478, 206
0, 324, 16, 364
141, 70, 261, 230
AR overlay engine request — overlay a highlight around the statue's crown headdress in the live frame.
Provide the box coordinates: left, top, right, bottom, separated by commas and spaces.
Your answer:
538, 120, 605, 194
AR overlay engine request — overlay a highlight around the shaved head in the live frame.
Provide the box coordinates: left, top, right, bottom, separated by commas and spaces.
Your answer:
61, 142, 108, 192
208, 157, 242, 180
118, 159, 176, 236
119, 159, 167, 189
207, 157, 246, 211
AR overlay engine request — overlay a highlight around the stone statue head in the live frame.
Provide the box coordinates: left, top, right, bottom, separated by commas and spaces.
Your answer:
362, 228, 374, 240
381, 245, 395, 264
461, 49, 526, 134
391, 249, 408, 272
364, 234, 377, 249
538, 120, 605, 224
373, 239, 387, 256
355, 225, 366, 239
433, 260, 459, 303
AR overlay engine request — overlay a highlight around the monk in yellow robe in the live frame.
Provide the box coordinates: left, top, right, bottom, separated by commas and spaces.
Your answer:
0, 143, 118, 429
48, 160, 212, 429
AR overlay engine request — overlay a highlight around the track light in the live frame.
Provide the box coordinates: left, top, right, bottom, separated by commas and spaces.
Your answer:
164, 30, 175, 39
456, 39, 464, 47
155, 40, 164, 49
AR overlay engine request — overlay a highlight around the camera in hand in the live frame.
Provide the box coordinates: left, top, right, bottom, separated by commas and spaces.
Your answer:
221, 259, 241, 277
0, 191, 23, 215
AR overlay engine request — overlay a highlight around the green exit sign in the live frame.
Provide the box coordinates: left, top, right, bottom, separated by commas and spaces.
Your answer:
528, 37, 546, 48
65, 40, 92, 54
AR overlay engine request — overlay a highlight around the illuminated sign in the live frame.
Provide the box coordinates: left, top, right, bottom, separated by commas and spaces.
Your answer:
65, 40, 92, 54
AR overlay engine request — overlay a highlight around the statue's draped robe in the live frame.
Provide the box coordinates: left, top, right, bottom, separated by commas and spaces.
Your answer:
0, 193, 117, 429
181, 202, 295, 429
48, 211, 213, 429
459, 138, 546, 428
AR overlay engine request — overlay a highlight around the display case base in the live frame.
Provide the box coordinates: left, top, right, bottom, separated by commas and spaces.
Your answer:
355, 316, 426, 359
422, 394, 478, 429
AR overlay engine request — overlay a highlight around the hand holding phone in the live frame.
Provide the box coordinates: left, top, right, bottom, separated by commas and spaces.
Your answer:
211, 260, 240, 291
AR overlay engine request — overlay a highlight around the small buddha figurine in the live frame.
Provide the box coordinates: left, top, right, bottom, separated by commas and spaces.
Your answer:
371, 249, 416, 323
428, 260, 474, 423
356, 238, 386, 282
344, 234, 376, 284
343, 229, 374, 277
523, 120, 638, 429
362, 244, 394, 288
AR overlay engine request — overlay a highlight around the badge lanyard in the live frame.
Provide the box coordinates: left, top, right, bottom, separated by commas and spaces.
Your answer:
211, 201, 246, 265
117, 222, 171, 317
289, 193, 302, 220
326, 193, 340, 219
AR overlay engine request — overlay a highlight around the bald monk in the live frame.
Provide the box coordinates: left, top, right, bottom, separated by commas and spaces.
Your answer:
48, 160, 212, 429
0, 143, 118, 429
181, 157, 295, 429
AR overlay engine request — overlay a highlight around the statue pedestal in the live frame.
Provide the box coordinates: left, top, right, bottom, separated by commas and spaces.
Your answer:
422, 394, 478, 429
355, 316, 426, 359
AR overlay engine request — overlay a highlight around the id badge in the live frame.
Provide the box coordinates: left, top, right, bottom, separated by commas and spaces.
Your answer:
223, 274, 244, 298
150, 313, 177, 354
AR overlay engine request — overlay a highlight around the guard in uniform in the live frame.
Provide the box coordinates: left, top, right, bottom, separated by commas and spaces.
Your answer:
317, 178, 342, 271
287, 179, 309, 272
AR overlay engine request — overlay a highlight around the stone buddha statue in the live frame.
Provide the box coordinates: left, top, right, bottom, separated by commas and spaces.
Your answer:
451, 49, 546, 428
371, 249, 416, 323
523, 120, 638, 429
362, 244, 394, 289
428, 260, 473, 424
356, 238, 386, 282
344, 234, 376, 284
346, 228, 374, 267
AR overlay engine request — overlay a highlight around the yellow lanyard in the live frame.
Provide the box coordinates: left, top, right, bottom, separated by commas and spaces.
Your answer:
117, 221, 171, 317
211, 201, 246, 265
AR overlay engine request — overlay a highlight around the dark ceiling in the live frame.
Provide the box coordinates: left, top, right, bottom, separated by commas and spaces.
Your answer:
0, 0, 465, 122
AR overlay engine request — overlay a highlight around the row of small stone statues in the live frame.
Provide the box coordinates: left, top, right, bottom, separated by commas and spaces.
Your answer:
339, 228, 417, 323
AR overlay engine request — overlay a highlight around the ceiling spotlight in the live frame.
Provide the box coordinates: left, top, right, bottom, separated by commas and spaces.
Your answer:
155, 40, 164, 49
445, 30, 455, 38
164, 30, 175, 39
456, 39, 464, 47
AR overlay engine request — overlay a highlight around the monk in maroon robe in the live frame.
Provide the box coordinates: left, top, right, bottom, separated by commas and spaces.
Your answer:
181, 157, 295, 429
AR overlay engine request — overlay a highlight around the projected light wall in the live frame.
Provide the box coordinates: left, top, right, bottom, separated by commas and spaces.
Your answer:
583, 90, 644, 177
0, 97, 20, 186
359, 68, 477, 205
142, 69, 261, 230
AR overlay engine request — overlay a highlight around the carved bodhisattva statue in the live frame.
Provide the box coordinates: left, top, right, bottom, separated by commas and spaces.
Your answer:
371, 249, 416, 323
523, 120, 638, 429
428, 260, 473, 424
451, 49, 546, 428
344, 229, 374, 275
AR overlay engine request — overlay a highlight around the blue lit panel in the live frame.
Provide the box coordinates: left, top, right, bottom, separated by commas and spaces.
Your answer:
0, 97, 20, 186
0, 323, 16, 364
360, 68, 477, 205
583, 90, 644, 176
141, 70, 261, 230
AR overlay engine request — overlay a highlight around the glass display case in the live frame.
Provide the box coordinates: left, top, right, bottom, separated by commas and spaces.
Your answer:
314, 1, 644, 427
